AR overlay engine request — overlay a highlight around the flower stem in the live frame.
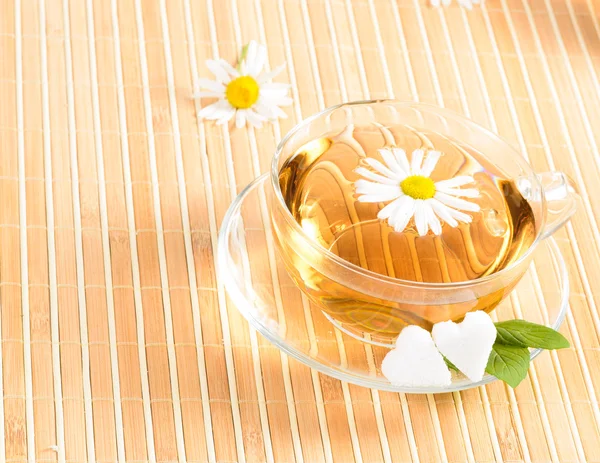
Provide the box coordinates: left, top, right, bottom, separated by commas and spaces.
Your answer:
237, 43, 249, 72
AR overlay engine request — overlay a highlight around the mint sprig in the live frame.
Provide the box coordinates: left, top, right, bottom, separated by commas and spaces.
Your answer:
446, 320, 569, 388
495, 320, 570, 350
485, 343, 530, 388
485, 320, 569, 388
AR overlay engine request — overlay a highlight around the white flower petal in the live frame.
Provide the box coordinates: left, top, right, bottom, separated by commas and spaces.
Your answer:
216, 59, 239, 78
245, 41, 259, 67
435, 192, 481, 212
261, 82, 292, 92
246, 110, 265, 128
392, 148, 411, 174
206, 60, 232, 83
410, 149, 424, 175
255, 105, 272, 119
279, 96, 294, 107
258, 63, 286, 83
196, 78, 226, 93
216, 107, 235, 125
365, 158, 401, 180
235, 110, 247, 128
457, 0, 474, 9
255, 102, 288, 120
377, 197, 404, 220
244, 41, 267, 77
260, 87, 291, 100
261, 95, 293, 107
378, 148, 408, 178
355, 167, 399, 185
428, 199, 459, 227
198, 100, 230, 119
433, 199, 473, 224
253, 103, 273, 119
198, 105, 219, 119
358, 191, 404, 203
420, 150, 441, 177
389, 197, 416, 232
423, 201, 442, 235
431, 0, 441, 5
251, 43, 267, 76
355, 179, 402, 196
268, 105, 289, 119
435, 176, 475, 189
449, 208, 473, 224
436, 187, 479, 198
414, 200, 429, 236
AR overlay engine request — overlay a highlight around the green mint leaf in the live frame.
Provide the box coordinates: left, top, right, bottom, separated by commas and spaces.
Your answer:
494, 320, 570, 350
485, 343, 530, 388
444, 356, 459, 372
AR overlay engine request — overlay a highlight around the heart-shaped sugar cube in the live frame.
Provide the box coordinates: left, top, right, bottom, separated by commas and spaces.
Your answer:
381, 325, 452, 387
432, 311, 497, 382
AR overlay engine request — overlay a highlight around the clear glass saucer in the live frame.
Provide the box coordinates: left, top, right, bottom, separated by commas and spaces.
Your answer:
218, 174, 570, 393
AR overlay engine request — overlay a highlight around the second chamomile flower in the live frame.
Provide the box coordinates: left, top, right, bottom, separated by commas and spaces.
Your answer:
194, 40, 292, 128
430, 0, 482, 9
355, 148, 480, 236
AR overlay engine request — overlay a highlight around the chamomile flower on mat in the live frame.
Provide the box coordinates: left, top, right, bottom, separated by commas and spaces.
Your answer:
430, 0, 482, 9
355, 148, 480, 236
194, 40, 292, 128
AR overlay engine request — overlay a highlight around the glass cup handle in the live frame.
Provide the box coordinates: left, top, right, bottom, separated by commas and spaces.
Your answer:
537, 172, 579, 239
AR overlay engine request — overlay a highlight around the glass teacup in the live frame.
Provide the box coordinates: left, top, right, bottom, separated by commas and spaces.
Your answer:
269, 101, 578, 344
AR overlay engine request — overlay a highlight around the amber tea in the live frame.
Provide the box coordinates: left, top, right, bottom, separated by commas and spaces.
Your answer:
273, 124, 537, 339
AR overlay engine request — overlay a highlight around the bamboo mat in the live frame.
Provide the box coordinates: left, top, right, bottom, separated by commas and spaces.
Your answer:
2, 0, 600, 461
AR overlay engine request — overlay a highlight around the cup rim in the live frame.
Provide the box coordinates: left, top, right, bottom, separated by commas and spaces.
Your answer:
270, 99, 547, 289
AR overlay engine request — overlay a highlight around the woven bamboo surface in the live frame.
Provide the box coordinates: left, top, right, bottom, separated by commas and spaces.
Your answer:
2, 0, 600, 461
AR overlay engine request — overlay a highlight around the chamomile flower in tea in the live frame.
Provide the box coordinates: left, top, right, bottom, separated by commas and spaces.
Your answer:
355, 148, 480, 236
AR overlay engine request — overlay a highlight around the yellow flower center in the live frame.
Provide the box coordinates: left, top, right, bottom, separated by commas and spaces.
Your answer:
225, 76, 260, 109
400, 175, 436, 200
